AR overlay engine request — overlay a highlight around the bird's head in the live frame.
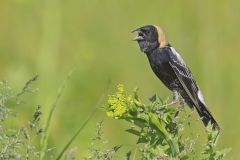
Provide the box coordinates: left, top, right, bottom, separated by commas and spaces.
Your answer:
132, 25, 167, 53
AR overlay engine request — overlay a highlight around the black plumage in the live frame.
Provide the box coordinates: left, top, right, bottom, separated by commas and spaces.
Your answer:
133, 25, 220, 130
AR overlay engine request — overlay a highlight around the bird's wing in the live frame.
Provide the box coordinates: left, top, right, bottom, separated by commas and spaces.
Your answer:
168, 47, 201, 107
168, 47, 219, 129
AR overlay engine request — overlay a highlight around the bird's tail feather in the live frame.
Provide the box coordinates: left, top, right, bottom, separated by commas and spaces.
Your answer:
195, 101, 220, 130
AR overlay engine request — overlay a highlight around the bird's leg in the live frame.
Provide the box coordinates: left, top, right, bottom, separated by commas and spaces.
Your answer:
156, 90, 179, 110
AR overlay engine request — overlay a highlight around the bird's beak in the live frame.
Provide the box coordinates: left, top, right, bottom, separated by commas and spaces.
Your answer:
132, 28, 144, 41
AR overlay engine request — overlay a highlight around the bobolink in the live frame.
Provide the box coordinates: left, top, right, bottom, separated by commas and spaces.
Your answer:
133, 25, 219, 130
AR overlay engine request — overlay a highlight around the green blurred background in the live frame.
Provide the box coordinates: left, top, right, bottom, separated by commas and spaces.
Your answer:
0, 0, 239, 159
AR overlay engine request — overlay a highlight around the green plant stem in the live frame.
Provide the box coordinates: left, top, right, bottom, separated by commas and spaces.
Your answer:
132, 148, 137, 160
148, 113, 179, 158
40, 70, 73, 160
55, 107, 98, 160
55, 79, 111, 160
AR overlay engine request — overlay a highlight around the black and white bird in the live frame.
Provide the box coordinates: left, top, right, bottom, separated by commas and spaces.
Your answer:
132, 25, 220, 130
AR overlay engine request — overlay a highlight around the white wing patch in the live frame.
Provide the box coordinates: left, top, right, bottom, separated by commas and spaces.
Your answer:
170, 47, 185, 65
197, 90, 206, 105
169, 47, 193, 79
169, 46, 208, 109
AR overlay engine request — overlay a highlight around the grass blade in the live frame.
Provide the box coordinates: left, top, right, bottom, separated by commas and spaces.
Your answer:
55, 79, 111, 160
40, 70, 73, 160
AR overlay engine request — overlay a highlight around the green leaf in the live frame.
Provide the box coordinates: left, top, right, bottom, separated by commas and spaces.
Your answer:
148, 112, 179, 157
137, 136, 148, 144
149, 94, 157, 102
133, 87, 139, 100
126, 151, 131, 160
126, 128, 141, 136
113, 145, 122, 152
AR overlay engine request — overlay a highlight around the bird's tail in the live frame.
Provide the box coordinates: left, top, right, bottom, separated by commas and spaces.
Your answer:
195, 101, 220, 130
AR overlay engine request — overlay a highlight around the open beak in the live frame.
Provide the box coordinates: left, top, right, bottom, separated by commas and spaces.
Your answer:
132, 28, 144, 41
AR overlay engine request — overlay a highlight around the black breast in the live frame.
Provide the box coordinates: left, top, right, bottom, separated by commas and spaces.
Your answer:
146, 47, 181, 91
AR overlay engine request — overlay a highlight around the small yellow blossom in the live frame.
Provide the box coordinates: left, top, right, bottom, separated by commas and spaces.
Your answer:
106, 84, 128, 119
117, 84, 124, 93
106, 111, 114, 118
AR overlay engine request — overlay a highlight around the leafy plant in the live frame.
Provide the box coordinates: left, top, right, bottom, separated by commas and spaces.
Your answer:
103, 84, 230, 160
201, 124, 231, 160
0, 77, 230, 160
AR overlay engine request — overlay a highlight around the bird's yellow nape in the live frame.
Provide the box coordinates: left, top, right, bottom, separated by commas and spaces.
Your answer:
154, 26, 168, 48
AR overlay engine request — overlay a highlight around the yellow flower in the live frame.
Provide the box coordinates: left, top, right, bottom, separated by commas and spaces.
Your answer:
106, 84, 128, 119
106, 111, 114, 118
117, 84, 124, 93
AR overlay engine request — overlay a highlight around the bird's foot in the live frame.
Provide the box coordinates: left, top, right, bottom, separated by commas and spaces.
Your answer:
157, 100, 178, 109
155, 90, 179, 110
